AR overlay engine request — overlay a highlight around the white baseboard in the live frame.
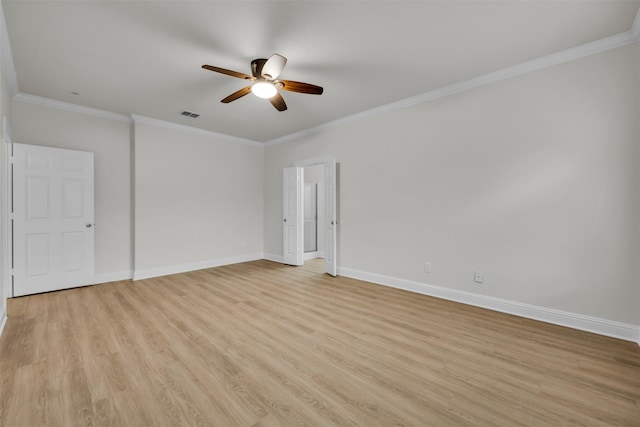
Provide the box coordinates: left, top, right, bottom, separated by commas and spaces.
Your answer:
133, 253, 264, 280
266, 252, 325, 263
94, 270, 133, 284
0, 309, 7, 339
264, 253, 284, 263
304, 251, 318, 260
303, 251, 325, 260
340, 267, 640, 344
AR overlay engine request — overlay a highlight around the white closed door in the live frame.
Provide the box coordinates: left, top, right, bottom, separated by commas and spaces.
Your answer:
283, 166, 303, 266
324, 159, 337, 276
13, 143, 95, 297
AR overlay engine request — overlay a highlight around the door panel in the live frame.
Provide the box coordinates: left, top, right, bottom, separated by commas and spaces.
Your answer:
62, 232, 85, 272
325, 160, 337, 276
13, 143, 95, 297
283, 167, 303, 266
26, 176, 50, 218
26, 234, 50, 276
63, 179, 84, 217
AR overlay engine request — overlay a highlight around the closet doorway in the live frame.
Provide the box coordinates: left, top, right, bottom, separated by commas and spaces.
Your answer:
282, 156, 337, 276
303, 164, 324, 260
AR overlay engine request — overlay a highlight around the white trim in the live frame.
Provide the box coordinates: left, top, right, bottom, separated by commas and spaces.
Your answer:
0, 3, 18, 96
303, 251, 325, 261
0, 310, 6, 339
133, 253, 264, 281
628, 4, 640, 348
295, 155, 336, 168
9, 97, 264, 148
14, 93, 131, 123
12, 95, 263, 147
94, 270, 133, 284
340, 266, 640, 344
264, 253, 284, 263
2, 118, 11, 302
130, 114, 263, 148
265, 29, 640, 147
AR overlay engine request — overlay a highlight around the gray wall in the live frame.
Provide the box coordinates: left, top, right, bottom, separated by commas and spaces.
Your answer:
11, 101, 132, 280
133, 121, 264, 276
264, 43, 640, 325
9, 104, 265, 282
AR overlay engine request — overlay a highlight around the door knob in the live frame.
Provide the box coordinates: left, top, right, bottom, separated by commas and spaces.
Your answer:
86, 224, 93, 228
283, 218, 287, 222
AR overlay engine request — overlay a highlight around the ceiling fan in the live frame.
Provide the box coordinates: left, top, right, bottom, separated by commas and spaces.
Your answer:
202, 54, 323, 112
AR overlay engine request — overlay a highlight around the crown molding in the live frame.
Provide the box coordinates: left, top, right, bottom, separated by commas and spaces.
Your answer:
13, 94, 264, 147
4, 2, 640, 148
130, 114, 263, 148
13, 93, 264, 147
266, 27, 640, 147
0, 3, 18, 97
14, 92, 132, 123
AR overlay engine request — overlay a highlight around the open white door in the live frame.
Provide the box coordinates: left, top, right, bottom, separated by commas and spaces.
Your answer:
13, 144, 95, 297
303, 183, 317, 253
283, 166, 303, 266
324, 159, 337, 276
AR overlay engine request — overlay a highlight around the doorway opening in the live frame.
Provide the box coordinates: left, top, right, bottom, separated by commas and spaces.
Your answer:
303, 164, 324, 261
283, 156, 337, 276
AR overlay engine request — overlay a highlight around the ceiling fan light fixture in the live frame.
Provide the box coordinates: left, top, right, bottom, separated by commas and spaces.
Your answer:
203, 55, 322, 111
261, 54, 287, 79
251, 81, 277, 99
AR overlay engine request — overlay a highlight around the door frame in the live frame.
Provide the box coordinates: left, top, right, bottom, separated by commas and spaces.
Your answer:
2, 117, 12, 303
294, 155, 338, 275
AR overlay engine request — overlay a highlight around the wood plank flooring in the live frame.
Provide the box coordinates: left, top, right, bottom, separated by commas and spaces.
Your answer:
0, 259, 639, 426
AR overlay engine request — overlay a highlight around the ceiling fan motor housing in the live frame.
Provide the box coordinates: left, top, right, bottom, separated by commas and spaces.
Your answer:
251, 59, 268, 78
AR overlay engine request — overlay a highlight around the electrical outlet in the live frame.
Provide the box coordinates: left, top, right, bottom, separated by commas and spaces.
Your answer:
474, 271, 483, 284
424, 262, 432, 273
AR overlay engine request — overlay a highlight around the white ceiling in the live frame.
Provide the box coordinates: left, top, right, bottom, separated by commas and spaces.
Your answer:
3, 1, 639, 143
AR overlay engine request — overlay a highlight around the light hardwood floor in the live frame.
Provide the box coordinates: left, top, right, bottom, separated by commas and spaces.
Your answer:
0, 259, 639, 426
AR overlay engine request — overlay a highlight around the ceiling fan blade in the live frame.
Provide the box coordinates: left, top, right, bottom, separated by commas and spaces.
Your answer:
262, 54, 287, 79
202, 64, 254, 80
278, 79, 323, 95
221, 86, 252, 103
269, 92, 287, 111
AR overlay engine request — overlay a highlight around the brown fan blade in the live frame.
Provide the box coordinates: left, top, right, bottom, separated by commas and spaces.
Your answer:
277, 79, 323, 95
202, 65, 254, 80
221, 86, 252, 103
269, 92, 287, 111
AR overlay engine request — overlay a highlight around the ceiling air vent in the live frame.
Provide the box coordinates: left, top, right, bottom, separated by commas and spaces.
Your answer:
179, 110, 200, 118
